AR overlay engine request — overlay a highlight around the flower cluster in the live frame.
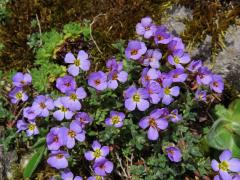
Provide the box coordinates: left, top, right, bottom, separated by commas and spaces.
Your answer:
11, 16, 225, 179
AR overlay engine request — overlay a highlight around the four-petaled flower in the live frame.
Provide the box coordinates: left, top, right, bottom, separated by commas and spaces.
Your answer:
9, 87, 28, 104
165, 146, 182, 162
12, 72, 32, 87
168, 49, 191, 69
16, 120, 39, 136
142, 49, 162, 69
161, 78, 180, 105
136, 16, 156, 39
105, 111, 125, 128
125, 40, 147, 60
93, 158, 113, 176
53, 97, 74, 121
32, 95, 54, 117
47, 150, 70, 169
88, 71, 108, 91
56, 75, 77, 93
85, 141, 109, 162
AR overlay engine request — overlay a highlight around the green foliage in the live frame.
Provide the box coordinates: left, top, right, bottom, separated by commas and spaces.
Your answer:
207, 99, 240, 157
23, 145, 46, 179
0, 0, 10, 24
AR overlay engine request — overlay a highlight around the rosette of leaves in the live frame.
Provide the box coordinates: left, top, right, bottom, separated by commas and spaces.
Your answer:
207, 99, 240, 157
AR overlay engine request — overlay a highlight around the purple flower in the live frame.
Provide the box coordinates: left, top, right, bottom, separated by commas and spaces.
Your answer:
23, 106, 38, 120
161, 78, 180, 105
140, 68, 158, 87
62, 87, 87, 111
169, 68, 188, 83
9, 87, 28, 104
32, 95, 54, 117
53, 97, 74, 121
187, 60, 202, 73
139, 109, 168, 140
195, 89, 207, 102
75, 112, 93, 128
165, 146, 182, 162
125, 40, 147, 60
168, 49, 190, 69
46, 127, 66, 150
84, 141, 109, 162
156, 71, 168, 86
61, 121, 86, 149
154, 27, 172, 44
64, 50, 90, 76
210, 75, 224, 93
47, 150, 69, 169
168, 109, 182, 123
105, 111, 125, 128
211, 150, 240, 180
107, 70, 128, 90
16, 120, 39, 136
88, 71, 107, 91
146, 81, 162, 104
124, 86, 149, 111
56, 75, 77, 93
196, 66, 213, 85
61, 169, 83, 180
106, 58, 123, 72
168, 37, 185, 53
93, 158, 113, 176
142, 49, 162, 69
136, 16, 156, 39
12, 72, 32, 87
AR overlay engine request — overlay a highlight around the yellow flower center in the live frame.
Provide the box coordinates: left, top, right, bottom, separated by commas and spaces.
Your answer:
174, 56, 180, 64
60, 106, 67, 112
219, 161, 229, 171
16, 92, 23, 99
70, 93, 78, 101
94, 149, 102, 158
74, 59, 80, 66
68, 130, 76, 138
131, 49, 138, 56
96, 176, 102, 180
164, 88, 171, 95
111, 116, 120, 125
133, 93, 140, 102
28, 124, 35, 131
56, 153, 64, 159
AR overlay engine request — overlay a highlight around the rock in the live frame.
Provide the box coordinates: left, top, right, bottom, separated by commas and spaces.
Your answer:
161, 5, 193, 35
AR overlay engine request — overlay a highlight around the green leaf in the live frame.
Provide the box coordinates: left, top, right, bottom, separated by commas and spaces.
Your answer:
23, 145, 46, 178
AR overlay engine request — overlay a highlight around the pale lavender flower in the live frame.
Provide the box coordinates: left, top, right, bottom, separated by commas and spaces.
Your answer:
46, 127, 66, 150
84, 141, 109, 162
106, 58, 123, 72
125, 40, 147, 60
146, 81, 162, 104
53, 97, 74, 121
210, 75, 224, 93
56, 75, 77, 93
88, 71, 107, 91
169, 68, 188, 83
61, 169, 82, 180
16, 120, 39, 136
32, 95, 54, 117
107, 70, 128, 90
140, 68, 158, 87
168, 37, 185, 53
105, 111, 125, 128
9, 87, 28, 104
165, 146, 182, 162
136, 16, 156, 39
75, 112, 93, 128
142, 49, 162, 69
161, 78, 180, 105
23, 106, 38, 120
93, 158, 113, 176
195, 89, 207, 102
168, 49, 191, 69
196, 66, 213, 85
47, 150, 70, 169
168, 109, 182, 123
187, 60, 202, 73
154, 27, 172, 44
12, 72, 32, 87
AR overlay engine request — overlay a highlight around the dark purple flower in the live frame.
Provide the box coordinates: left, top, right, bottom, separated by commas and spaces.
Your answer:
106, 58, 123, 72
32, 95, 54, 117
210, 75, 224, 93
169, 68, 188, 83
46, 127, 65, 150
195, 89, 207, 102
61, 121, 86, 149
62, 87, 87, 111
187, 60, 202, 73
61, 169, 83, 180
168, 109, 182, 123
84, 141, 109, 162
75, 112, 93, 128
136, 16, 156, 39
142, 49, 162, 69
146, 81, 162, 104
196, 66, 213, 85
64, 50, 90, 76
47, 150, 70, 169
9, 87, 28, 104
93, 158, 113, 176
12, 72, 32, 87
124, 86, 149, 111
125, 40, 147, 60
16, 119, 39, 136
211, 150, 240, 180
23, 106, 38, 120
56, 75, 77, 93
161, 78, 180, 105
168, 37, 185, 53
139, 109, 168, 140
168, 49, 190, 69
140, 68, 158, 87
165, 146, 182, 162
88, 71, 107, 91
154, 27, 172, 44
53, 97, 74, 121
107, 70, 128, 90
105, 111, 125, 128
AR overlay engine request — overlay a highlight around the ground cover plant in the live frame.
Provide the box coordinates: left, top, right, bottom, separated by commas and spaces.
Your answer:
1, 15, 240, 180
